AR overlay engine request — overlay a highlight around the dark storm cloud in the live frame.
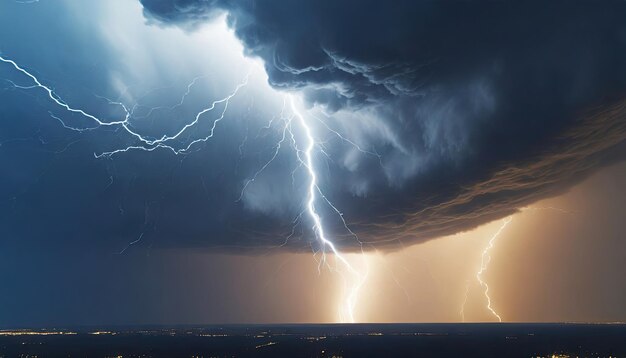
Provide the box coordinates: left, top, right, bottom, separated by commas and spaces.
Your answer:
354, 100, 626, 247
139, 0, 626, 249
2, 1, 626, 255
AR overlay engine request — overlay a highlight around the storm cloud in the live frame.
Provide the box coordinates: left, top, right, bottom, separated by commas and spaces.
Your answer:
138, 0, 626, 249
1, 1, 625, 254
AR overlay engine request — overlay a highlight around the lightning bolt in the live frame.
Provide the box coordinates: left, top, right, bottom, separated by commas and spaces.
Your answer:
2, 53, 369, 323
308, 112, 382, 163
0, 55, 249, 157
461, 216, 512, 322
130, 75, 207, 120
477, 216, 512, 322
288, 95, 368, 323
460, 205, 578, 322
237, 98, 293, 201
117, 232, 144, 255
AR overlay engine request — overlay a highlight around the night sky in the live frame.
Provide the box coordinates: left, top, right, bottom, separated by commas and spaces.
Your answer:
0, 0, 625, 327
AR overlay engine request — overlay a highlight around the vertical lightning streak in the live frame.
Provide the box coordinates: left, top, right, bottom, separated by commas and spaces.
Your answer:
289, 95, 367, 323
461, 206, 575, 322
475, 216, 512, 322
2, 53, 369, 322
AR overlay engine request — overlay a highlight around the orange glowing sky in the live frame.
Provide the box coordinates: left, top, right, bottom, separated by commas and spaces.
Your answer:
150, 162, 625, 324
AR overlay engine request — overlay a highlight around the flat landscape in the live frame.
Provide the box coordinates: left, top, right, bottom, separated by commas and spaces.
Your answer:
1, 323, 625, 357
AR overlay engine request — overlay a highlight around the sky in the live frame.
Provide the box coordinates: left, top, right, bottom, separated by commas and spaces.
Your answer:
0, 0, 625, 326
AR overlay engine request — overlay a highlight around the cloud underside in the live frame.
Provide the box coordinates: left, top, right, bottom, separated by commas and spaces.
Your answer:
352, 101, 626, 249
139, 0, 626, 251
161, 100, 624, 253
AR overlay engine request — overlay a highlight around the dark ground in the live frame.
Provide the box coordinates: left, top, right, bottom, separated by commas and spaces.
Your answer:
0, 323, 624, 357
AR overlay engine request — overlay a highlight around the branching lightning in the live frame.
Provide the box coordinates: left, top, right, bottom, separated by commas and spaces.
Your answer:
237, 98, 293, 201
460, 216, 512, 322
236, 95, 370, 322
0, 55, 249, 157
309, 112, 382, 163
475, 216, 512, 322
2, 54, 370, 323
461, 205, 578, 322
288, 95, 368, 323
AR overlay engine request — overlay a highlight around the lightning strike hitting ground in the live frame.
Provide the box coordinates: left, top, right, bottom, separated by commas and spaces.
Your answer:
236, 95, 370, 322
460, 216, 512, 322
477, 216, 512, 322
288, 95, 368, 323
460, 206, 578, 322
1, 53, 370, 323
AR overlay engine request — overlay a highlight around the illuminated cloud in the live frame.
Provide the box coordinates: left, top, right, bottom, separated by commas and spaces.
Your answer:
0, 1, 625, 254
139, 0, 626, 249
